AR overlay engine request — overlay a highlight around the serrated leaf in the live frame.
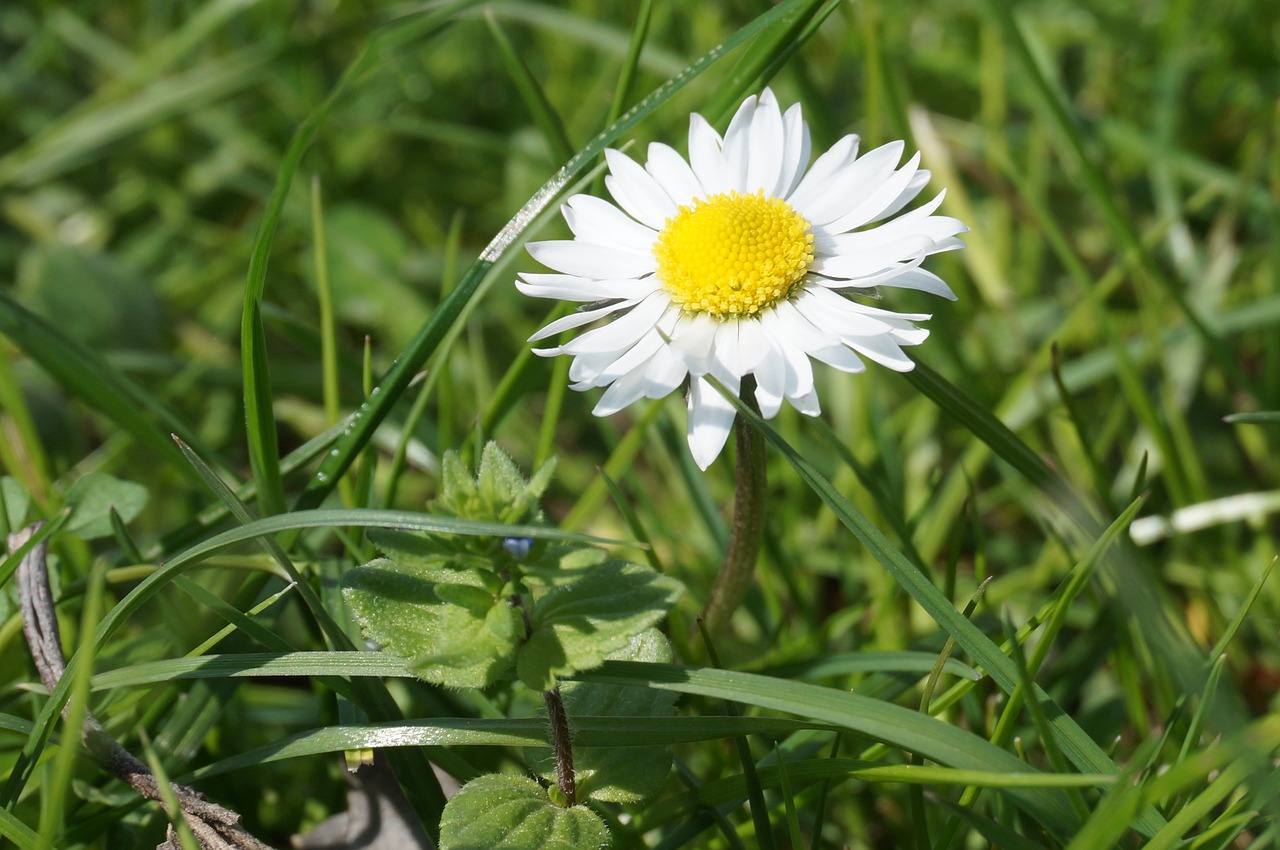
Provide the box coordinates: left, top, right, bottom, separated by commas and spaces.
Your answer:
519, 562, 683, 690
528, 630, 676, 803
63, 472, 148, 540
438, 774, 608, 850
342, 559, 520, 688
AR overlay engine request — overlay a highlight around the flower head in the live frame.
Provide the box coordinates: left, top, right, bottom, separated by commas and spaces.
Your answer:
518, 89, 966, 469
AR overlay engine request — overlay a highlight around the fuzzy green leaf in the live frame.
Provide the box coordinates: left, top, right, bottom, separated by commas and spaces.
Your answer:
528, 630, 676, 803
342, 558, 520, 688
438, 774, 608, 850
519, 561, 683, 691
63, 473, 148, 540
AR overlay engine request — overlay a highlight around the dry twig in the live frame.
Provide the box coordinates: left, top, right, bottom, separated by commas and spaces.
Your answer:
10, 522, 276, 850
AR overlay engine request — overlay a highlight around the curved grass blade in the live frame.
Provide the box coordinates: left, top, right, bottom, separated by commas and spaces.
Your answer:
574, 662, 1081, 831
293, 0, 827, 513
757, 651, 980, 682
185, 716, 832, 783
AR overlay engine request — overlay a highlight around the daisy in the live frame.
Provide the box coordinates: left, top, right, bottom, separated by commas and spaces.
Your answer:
518, 89, 966, 470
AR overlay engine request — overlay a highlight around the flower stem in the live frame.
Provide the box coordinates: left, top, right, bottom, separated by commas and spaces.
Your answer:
700, 379, 767, 635
543, 687, 577, 806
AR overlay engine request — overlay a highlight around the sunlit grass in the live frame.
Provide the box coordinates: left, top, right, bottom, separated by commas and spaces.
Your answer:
1, 1, 1277, 847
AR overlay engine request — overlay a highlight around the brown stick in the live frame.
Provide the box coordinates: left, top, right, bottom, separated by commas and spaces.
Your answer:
10, 523, 276, 850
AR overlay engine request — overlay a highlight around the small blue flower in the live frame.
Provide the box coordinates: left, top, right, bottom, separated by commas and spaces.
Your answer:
502, 536, 533, 560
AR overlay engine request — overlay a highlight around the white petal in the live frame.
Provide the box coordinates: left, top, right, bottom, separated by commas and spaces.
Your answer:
811, 234, 937, 279
562, 194, 659, 253
560, 292, 668, 355
789, 390, 821, 416
592, 367, 651, 416
594, 329, 667, 385
710, 320, 743, 384
526, 240, 655, 279
793, 289, 901, 339
816, 191, 966, 252
787, 135, 860, 213
872, 169, 931, 223
605, 148, 677, 229
516, 271, 661, 302
527, 298, 641, 342
824, 151, 922, 233
720, 93, 758, 192
791, 140, 904, 226
668, 311, 719, 375
772, 297, 841, 351
735, 316, 770, 373
687, 375, 739, 470
872, 267, 957, 300
744, 89, 786, 194
642, 344, 689, 398
752, 333, 786, 418
810, 343, 866, 373
760, 308, 814, 398
645, 142, 704, 207
564, 348, 626, 383
777, 102, 812, 197
688, 113, 727, 195
845, 332, 920, 372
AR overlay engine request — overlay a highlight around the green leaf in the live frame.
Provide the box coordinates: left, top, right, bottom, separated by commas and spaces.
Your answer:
519, 561, 683, 691
529, 630, 676, 803
438, 774, 608, 850
63, 473, 148, 540
343, 559, 520, 688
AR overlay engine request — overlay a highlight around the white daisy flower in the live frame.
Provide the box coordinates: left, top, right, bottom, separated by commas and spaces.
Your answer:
518, 89, 966, 470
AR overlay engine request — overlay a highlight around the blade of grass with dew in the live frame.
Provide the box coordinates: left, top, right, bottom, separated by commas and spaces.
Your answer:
293, 0, 838, 513
574, 662, 1082, 831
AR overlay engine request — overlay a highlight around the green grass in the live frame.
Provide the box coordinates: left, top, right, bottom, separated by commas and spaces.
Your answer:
2, 0, 1279, 847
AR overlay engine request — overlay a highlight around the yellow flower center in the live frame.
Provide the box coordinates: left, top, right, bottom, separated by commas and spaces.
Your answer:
654, 190, 814, 318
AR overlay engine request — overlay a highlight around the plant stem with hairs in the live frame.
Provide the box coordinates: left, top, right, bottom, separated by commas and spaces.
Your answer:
699, 378, 768, 636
